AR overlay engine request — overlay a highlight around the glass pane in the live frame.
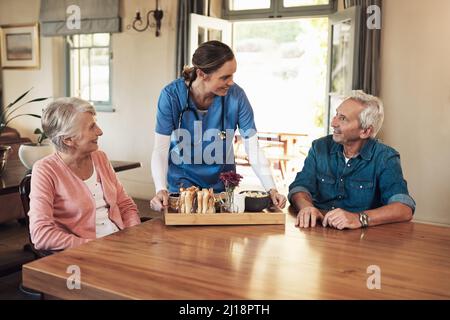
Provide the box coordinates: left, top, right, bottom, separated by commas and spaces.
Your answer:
90, 48, 110, 102
79, 48, 90, 101
208, 29, 223, 42
80, 34, 92, 47
72, 35, 80, 47
198, 27, 206, 45
330, 20, 352, 94
284, 0, 329, 7
93, 33, 110, 47
233, 18, 329, 193
233, 17, 328, 140
229, 0, 270, 11
70, 48, 80, 97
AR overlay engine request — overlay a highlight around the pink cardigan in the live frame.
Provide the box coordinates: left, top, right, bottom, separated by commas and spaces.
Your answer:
29, 150, 141, 250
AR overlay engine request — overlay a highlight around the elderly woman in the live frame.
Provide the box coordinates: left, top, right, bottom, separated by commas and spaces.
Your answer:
29, 97, 140, 251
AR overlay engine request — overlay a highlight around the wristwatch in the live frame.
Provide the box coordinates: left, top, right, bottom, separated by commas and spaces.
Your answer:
359, 211, 369, 228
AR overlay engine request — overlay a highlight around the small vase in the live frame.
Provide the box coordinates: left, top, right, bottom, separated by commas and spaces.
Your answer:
223, 188, 235, 213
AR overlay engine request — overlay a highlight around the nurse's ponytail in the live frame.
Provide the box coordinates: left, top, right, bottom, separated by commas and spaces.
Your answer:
182, 65, 197, 83
181, 40, 234, 84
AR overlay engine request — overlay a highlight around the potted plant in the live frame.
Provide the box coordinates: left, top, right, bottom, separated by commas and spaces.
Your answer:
0, 88, 50, 171
18, 127, 55, 170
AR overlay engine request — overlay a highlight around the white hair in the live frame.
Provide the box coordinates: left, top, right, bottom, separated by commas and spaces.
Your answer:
345, 90, 384, 137
42, 97, 96, 152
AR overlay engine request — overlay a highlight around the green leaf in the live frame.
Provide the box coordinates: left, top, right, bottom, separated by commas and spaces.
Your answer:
25, 97, 50, 104
4, 113, 41, 127
3, 96, 49, 121
23, 114, 42, 119
5, 88, 33, 109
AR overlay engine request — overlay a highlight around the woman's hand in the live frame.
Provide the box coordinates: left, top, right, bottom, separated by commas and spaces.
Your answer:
150, 189, 169, 212
269, 189, 287, 209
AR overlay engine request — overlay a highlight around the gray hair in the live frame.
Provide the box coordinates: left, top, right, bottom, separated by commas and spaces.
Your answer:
42, 97, 96, 152
345, 90, 384, 137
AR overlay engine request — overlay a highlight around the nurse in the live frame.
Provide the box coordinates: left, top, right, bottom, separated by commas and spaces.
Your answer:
150, 40, 286, 211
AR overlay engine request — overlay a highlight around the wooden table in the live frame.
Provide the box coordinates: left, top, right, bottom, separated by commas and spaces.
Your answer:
0, 159, 141, 195
22, 211, 450, 299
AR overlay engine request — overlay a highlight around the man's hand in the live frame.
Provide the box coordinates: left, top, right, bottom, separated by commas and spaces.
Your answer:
150, 189, 169, 212
322, 208, 362, 230
269, 189, 287, 209
296, 206, 324, 228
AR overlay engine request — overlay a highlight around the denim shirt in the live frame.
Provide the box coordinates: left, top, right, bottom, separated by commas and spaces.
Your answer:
288, 135, 416, 213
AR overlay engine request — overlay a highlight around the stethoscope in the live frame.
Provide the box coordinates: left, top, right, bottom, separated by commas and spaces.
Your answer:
177, 82, 227, 140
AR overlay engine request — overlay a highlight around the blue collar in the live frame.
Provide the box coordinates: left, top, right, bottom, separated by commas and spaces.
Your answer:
330, 138, 376, 161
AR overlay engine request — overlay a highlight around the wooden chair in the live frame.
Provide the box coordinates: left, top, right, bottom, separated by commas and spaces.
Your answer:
17, 168, 149, 298
18, 174, 46, 298
19, 174, 56, 259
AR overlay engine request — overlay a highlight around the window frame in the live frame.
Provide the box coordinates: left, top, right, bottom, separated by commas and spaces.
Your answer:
223, 0, 337, 20
325, 5, 361, 134
65, 33, 114, 113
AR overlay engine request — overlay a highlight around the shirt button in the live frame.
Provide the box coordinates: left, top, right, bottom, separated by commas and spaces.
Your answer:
347, 164, 351, 167
360, 185, 363, 189
338, 196, 342, 199
331, 206, 335, 209
340, 178, 343, 182
321, 179, 325, 182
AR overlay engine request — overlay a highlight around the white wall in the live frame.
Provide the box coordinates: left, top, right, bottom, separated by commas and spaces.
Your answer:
1, 0, 178, 200
379, 0, 450, 225
96, 0, 177, 199
0, 0, 64, 139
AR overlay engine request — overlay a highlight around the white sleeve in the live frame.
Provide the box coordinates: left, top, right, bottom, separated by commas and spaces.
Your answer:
243, 135, 276, 191
151, 133, 171, 192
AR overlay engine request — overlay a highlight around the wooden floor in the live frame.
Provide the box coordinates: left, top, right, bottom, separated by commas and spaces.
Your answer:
0, 198, 161, 300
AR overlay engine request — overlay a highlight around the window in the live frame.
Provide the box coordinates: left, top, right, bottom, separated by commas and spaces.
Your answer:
67, 33, 113, 111
326, 6, 360, 134
233, 18, 328, 137
192, 1, 357, 192
224, 0, 337, 19
284, 0, 330, 7
229, 0, 271, 11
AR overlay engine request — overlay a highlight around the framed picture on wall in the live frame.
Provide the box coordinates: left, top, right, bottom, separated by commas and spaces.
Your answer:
0, 23, 40, 69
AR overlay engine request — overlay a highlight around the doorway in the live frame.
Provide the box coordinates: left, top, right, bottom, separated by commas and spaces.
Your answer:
232, 17, 329, 192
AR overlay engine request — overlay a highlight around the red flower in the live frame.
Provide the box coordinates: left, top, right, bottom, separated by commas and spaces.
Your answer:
219, 171, 243, 189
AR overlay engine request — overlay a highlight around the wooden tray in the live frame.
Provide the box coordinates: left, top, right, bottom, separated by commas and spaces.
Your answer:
164, 210, 286, 226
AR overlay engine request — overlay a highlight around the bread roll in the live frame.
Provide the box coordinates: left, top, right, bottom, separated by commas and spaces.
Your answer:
200, 189, 207, 214
185, 190, 194, 214
179, 189, 185, 213
197, 190, 203, 213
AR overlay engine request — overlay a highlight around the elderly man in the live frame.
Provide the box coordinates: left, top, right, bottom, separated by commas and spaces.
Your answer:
289, 91, 415, 230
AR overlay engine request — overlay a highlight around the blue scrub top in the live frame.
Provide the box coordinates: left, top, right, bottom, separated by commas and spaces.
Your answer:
155, 78, 257, 192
